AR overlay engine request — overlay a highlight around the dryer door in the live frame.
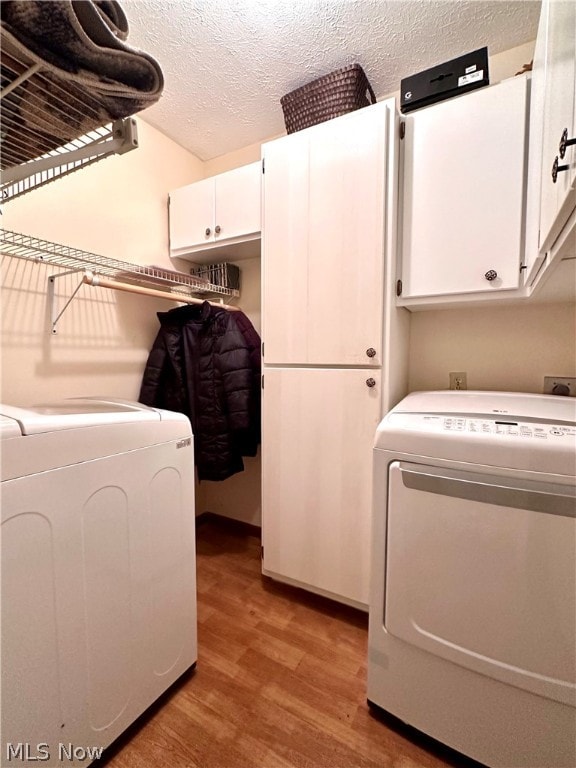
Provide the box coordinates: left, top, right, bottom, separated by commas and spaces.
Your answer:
385, 461, 576, 706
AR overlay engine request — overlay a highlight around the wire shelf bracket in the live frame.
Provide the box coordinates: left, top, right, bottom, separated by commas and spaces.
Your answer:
1, 117, 138, 202
48, 269, 87, 335
0, 34, 141, 202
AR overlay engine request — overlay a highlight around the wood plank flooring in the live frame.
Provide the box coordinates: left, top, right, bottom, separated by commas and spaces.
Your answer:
99, 517, 483, 768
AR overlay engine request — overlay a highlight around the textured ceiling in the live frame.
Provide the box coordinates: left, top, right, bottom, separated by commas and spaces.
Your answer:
123, 0, 541, 161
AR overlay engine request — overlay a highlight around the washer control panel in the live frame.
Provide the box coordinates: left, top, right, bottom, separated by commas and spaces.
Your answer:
410, 414, 576, 441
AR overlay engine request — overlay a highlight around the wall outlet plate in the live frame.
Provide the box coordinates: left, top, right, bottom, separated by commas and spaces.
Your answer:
449, 371, 467, 390
543, 376, 576, 396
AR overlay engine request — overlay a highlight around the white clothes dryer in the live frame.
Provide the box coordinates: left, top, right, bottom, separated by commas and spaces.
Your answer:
368, 391, 576, 768
1, 398, 198, 767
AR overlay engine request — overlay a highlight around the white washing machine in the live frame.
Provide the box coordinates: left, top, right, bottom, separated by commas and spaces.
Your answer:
368, 391, 576, 768
1, 398, 198, 767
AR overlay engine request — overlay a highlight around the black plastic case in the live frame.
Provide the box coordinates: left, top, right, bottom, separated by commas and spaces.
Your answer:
400, 47, 489, 114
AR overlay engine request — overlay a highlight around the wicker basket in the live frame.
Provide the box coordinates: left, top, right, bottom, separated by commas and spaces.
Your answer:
280, 63, 376, 134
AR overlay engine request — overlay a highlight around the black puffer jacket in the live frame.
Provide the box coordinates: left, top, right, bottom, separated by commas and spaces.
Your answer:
139, 302, 258, 481
230, 310, 261, 457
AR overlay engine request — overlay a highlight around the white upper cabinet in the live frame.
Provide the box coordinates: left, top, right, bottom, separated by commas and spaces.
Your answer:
262, 101, 389, 365
169, 161, 262, 260
537, 0, 576, 256
397, 76, 529, 307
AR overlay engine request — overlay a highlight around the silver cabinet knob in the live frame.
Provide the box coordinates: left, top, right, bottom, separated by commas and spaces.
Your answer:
366, 347, 376, 358
484, 270, 498, 281
366, 378, 376, 388
215, 225, 221, 235
205, 227, 211, 236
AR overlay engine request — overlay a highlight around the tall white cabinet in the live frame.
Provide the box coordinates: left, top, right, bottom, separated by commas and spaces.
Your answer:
260, 100, 406, 609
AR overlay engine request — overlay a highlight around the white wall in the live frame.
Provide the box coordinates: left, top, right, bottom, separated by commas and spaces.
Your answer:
409, 302, 575, 393
202, 140, 264, 177
1, 119, 204, 405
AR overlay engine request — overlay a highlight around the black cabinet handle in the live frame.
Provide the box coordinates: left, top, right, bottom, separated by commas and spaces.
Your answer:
484, 270, 498, 281
559, 128, 576, 159
552, 156, 569, 183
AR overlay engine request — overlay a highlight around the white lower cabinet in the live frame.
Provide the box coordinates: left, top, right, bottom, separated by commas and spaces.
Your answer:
261, 367, 381, 609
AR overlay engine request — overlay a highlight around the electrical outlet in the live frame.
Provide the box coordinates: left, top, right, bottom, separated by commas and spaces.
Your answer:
449, 371, 467, 390
543, 376, 576, 396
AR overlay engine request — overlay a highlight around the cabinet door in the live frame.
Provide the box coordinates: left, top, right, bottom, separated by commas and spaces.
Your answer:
214, 161, 261, 243
169, 177, 215, 252
262, 131, 310, 362
539, 0, 576, 253
400, 77, 527, 299
524, 1, 551, 283
306, 108, 387, 365
262, 103, 388, 365
261, 367, 381, 608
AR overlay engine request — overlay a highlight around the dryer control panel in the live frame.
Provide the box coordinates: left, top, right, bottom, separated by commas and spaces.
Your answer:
376, 392, 576, 476
441, 416, 576, 440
